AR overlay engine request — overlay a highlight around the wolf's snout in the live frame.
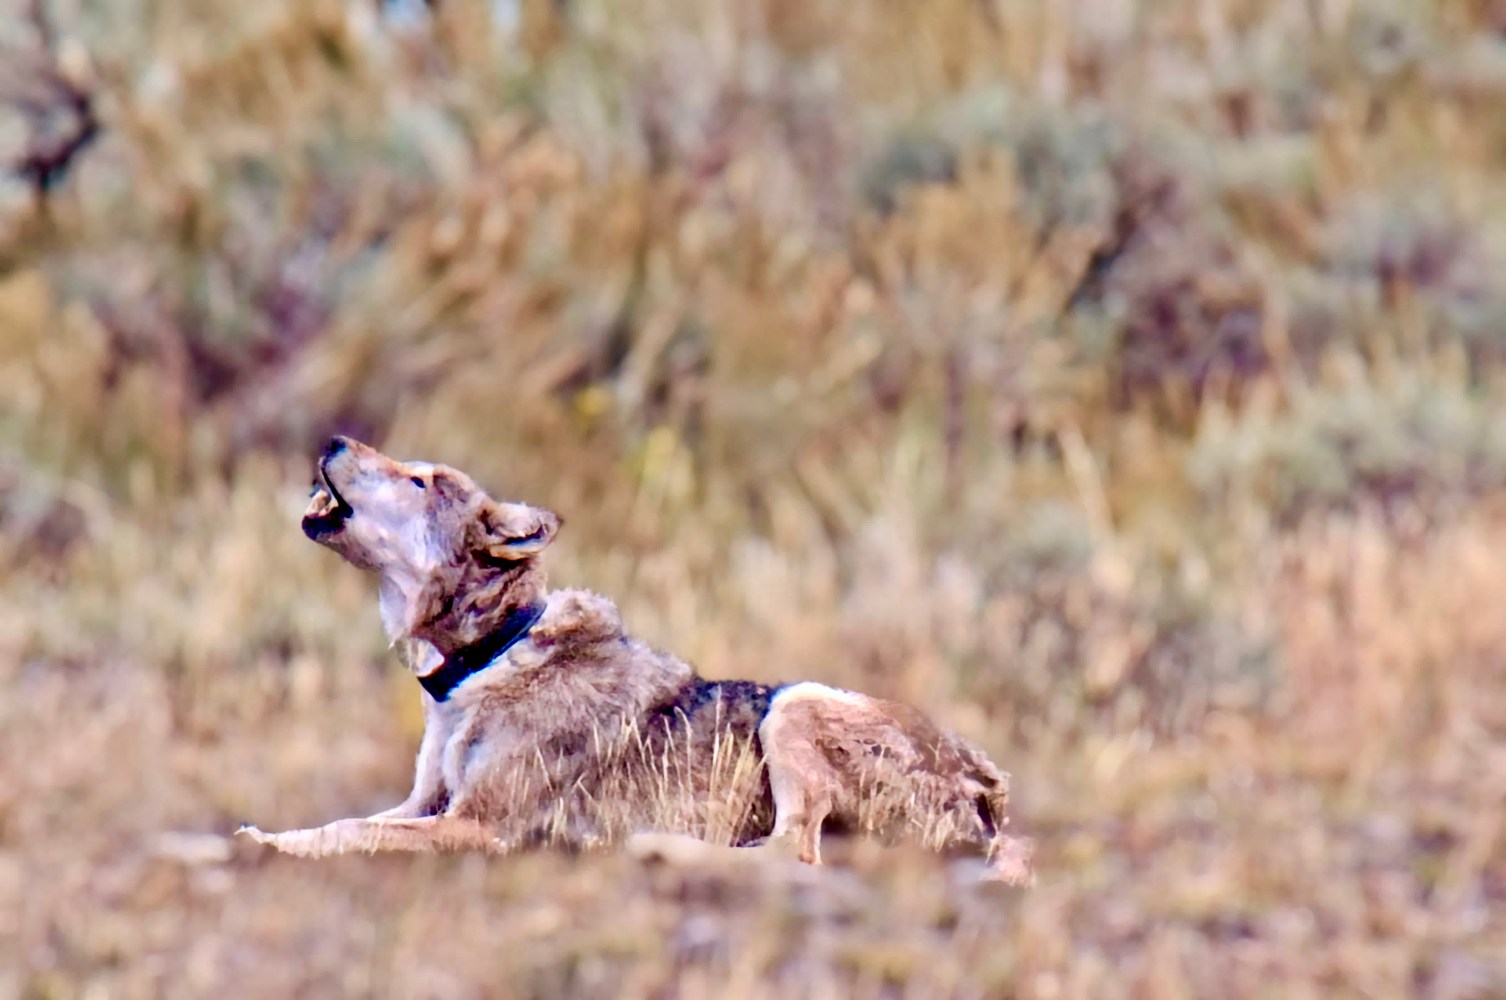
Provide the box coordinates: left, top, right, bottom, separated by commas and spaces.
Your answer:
321, 436, 351, 461
303, 438, 358, 541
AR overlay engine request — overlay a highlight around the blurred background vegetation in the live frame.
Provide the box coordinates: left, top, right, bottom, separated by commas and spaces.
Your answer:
3, 0, 1505, 996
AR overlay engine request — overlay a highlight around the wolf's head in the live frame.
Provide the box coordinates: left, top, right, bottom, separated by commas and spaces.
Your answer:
304, 436, 559, 650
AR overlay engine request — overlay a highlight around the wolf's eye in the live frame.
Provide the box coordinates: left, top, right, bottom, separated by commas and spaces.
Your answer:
410, 476, 426, 489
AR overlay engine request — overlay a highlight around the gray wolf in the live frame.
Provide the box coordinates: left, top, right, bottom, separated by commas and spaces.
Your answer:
238, 437, 1032, 883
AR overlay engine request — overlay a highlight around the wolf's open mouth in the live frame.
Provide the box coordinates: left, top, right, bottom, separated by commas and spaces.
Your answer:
301, 463, 354, 540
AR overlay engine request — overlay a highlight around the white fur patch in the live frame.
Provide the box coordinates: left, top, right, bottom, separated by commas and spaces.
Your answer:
769, 681, 872, 710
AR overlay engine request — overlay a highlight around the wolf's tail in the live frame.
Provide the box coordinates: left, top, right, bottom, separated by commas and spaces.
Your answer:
973, 769, 1035, 885
972, 769, 1011, 847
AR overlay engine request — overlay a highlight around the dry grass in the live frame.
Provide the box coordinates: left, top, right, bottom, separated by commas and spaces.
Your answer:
3, 0, 1506, 996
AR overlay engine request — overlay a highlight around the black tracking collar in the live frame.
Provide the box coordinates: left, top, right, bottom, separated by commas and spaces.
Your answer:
418, 600, 548, 702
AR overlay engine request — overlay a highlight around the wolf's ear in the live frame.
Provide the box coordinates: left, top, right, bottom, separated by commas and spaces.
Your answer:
475, 500, 560, 561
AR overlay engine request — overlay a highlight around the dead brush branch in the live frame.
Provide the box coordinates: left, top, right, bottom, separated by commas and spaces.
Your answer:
1, 0, 98, 200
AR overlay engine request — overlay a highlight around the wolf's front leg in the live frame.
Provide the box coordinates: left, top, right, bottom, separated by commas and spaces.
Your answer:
238, 816, 502, 858
369, 646, 453, 821
367, 690, 450, 820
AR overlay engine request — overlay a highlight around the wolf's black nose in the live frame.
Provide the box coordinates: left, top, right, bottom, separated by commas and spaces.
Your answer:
322, 436, 349, 460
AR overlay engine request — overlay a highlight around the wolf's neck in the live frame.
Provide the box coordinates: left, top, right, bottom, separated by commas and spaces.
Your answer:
405, 561, 548, 656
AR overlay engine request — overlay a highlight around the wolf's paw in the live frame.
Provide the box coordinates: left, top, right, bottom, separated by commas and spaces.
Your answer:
761, 830, 800, 857
235, 823, 335, 857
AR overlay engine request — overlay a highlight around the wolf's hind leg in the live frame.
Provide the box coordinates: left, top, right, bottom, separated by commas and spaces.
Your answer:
760, 728, 835, 865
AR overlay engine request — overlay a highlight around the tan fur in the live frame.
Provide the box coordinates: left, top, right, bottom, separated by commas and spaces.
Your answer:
239, 437, 1031, 884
